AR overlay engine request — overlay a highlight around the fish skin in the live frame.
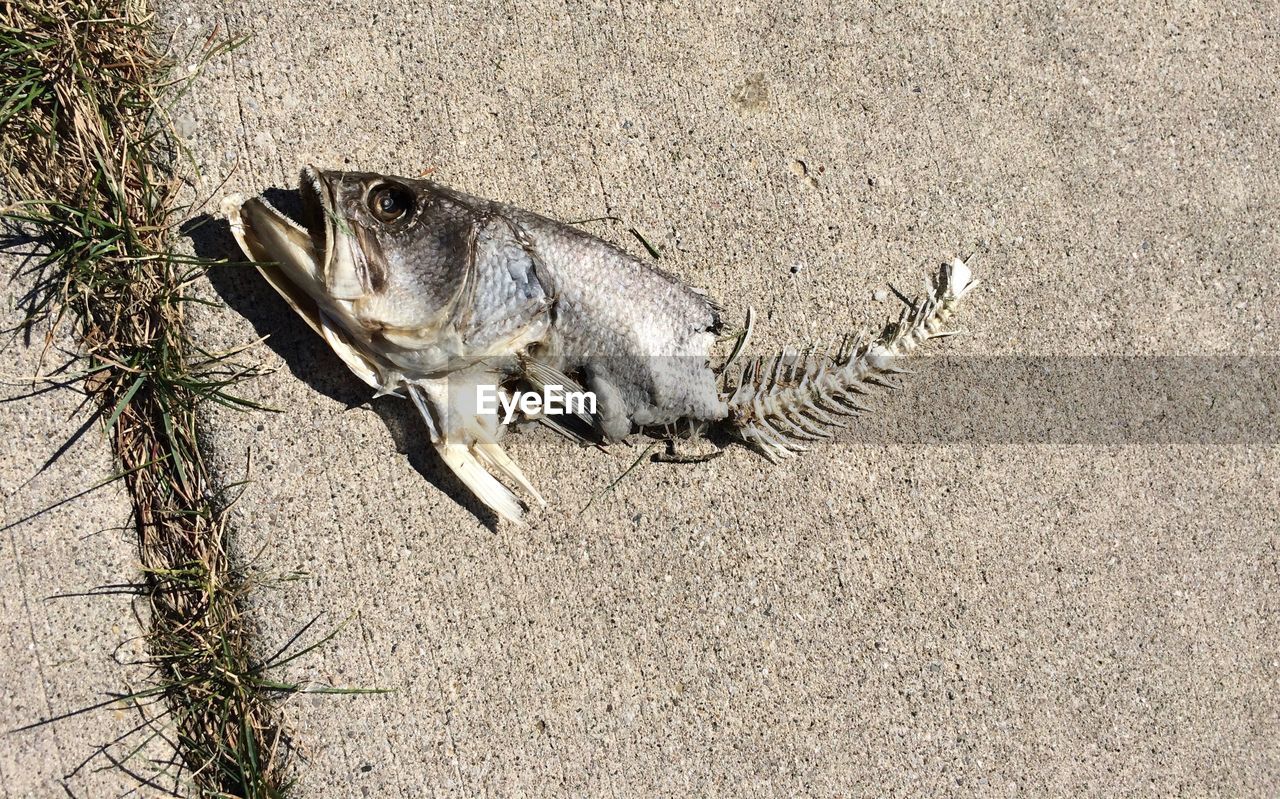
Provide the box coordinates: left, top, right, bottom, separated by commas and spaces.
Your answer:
317, 169, 724, 433
224, 166, 976, 523
495, 204, 727, 438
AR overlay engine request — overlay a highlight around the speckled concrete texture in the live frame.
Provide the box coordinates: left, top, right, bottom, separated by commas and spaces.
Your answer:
0, 248, 178, 795
160, 2, 1277, 795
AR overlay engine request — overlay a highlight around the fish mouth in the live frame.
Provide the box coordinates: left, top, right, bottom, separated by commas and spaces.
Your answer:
225, 164, 353, 346
224, 166, 387, 389
228, 165, 334, 314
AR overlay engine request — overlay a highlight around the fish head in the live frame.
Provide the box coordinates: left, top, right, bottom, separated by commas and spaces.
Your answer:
226, 166, 486, 381
315, 167, 480, 325
226, 167, 554, 524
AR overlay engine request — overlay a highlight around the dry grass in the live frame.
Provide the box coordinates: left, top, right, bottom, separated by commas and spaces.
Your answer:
1, 2, 294, 795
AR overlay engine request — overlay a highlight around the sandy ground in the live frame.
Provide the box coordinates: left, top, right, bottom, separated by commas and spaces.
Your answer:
0, 248, 178, 795
4, 1, 1276, 796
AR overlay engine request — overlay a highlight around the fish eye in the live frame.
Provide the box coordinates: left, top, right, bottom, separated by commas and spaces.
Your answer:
368, 184, 414, 223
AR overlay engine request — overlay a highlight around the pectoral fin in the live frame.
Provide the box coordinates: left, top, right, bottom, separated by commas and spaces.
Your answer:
436, 442, 528, 525
406, 378, 543, 524
518, 356, 595, 428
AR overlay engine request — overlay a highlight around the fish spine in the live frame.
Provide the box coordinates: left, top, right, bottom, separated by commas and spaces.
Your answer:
723, 259, 977, 462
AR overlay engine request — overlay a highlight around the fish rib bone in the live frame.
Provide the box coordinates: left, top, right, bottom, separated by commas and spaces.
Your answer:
726, 259, 976, 461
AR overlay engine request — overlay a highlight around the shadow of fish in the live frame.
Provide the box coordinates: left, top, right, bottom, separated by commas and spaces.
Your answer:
224, 167, 977, 523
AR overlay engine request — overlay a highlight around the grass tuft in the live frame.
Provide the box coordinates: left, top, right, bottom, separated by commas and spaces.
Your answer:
1, 2, 296, 795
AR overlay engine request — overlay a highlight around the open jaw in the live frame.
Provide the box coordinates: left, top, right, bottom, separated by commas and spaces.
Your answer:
223, 166, 385, 389
224, 166, 333, 332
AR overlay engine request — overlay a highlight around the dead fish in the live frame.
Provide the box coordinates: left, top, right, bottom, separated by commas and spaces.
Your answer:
223, 166, 977, 523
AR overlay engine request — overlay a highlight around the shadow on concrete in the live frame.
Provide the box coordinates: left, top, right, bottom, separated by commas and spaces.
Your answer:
1, 223, 60, 349
181, 210, 363, 408
182, 210, 505, 529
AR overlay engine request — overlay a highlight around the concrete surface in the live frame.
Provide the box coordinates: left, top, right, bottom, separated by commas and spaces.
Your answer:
163, 2, 1277, 796
0, 247, 180, 795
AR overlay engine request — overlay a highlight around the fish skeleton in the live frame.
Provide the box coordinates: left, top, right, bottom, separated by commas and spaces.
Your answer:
223, 166, 976, 523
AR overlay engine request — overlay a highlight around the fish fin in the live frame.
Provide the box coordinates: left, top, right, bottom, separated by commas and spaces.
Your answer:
535, 415, 599, 447
406, 383, 442, 443
725, 258, 976, 459
471, 440, 546, 507
408, 378, 543, 523
519, 355, 587, 393
518, 356, 596, 428
436, 442, 527, 525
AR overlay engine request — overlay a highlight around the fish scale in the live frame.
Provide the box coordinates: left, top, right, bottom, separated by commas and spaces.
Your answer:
505, 208, 725, 436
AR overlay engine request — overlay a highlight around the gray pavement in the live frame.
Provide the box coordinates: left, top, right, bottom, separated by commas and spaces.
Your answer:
0, 249, 178, 796
7, 1, 1276, 796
